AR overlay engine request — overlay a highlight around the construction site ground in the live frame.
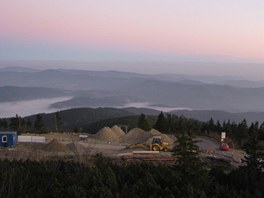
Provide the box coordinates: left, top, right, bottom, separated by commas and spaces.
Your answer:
0, 127, 246, 169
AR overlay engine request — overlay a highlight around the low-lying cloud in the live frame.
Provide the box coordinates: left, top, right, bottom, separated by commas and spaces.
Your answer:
0, 97, 73, 118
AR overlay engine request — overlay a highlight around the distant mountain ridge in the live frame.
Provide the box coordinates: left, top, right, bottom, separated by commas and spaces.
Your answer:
170, 109, 264, 124
1, 67, 264, 113
0, 86, 72, 102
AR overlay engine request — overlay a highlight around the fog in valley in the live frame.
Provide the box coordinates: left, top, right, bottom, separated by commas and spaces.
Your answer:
1, 66, 264, 121
0, 97, 72, 118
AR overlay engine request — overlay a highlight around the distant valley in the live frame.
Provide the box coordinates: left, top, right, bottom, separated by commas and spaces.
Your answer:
1, 67, 264, 123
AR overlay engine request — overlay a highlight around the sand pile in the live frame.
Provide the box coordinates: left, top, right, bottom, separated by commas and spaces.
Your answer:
120, 128, 151, 144
94, 127, 119, 142
42, 139, 69, 152
149, 129, 162, 136
111, 125, 125, 138
145, 134, 175, 146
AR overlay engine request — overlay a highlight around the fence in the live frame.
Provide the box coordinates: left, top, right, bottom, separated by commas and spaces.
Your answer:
18, 136, 46, 143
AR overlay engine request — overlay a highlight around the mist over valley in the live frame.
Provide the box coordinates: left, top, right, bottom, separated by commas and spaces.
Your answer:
1, 67, 264, 123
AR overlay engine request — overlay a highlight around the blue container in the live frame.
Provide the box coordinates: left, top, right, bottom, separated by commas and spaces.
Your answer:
0, 131, 17, 147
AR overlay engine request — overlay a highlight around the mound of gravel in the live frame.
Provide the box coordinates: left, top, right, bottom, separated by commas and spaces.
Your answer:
149, 129, 161, 136
120, 128, 152, 144
94, 127, 119, 142
42, 139, 69, 152
111, 125, 125, 138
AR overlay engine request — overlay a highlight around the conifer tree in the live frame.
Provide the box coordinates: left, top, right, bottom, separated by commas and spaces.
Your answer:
138, 113, 150, 131
173, 132, 208, 188
244, 130, 264, 171
0, 119, 8, 130
55, 112, 63, 132
9, 114, 20, 131
34, 114, 46, 133
154, 112, 166, 132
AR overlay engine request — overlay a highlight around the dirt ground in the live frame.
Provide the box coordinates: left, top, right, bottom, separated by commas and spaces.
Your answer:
0, 132, 245, 168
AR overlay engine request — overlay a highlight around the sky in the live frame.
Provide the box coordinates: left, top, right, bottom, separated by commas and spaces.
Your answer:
0, 0, 264, 76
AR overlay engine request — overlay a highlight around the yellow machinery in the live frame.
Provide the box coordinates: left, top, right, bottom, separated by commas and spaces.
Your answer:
128, 136, 174, 152
150, 136, 174, 151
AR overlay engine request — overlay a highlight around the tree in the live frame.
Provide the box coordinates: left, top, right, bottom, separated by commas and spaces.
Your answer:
243, 130, 264, 171
237, 119, 248, 145
0, 119, 8, 130
222, 120, 232, 134
9, 114, 20, 131
215, 120, 222, 132
166, 114, 174, 133
26, 119, 32, 132
55, 112, 63, 132
138, 113, 150, 131
178, 115, 189, 133
208, 118, 216, 132
34, 114, 46, 133
173, 132, 208, 188
154, 112, 166, 132
259, 122, 264, 140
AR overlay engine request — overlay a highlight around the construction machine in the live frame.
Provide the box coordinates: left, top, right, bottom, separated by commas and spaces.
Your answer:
128, 136, 175, 152
150, 136, 174, 151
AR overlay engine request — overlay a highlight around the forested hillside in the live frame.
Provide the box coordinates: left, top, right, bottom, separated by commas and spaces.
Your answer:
2, 109, 264, 148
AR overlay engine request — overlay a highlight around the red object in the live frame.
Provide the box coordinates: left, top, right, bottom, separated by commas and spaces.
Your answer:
220, 143, 230, 151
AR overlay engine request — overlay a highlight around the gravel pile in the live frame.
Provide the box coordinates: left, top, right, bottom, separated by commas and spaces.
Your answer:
111, 125, 125, 138
42, 139, 69, 152
120, 128, 151, 144
149, 129, 162, 136
94, 127, 119, 142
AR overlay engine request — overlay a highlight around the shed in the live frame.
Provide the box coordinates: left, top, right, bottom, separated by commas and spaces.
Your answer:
0, 131, 17, 147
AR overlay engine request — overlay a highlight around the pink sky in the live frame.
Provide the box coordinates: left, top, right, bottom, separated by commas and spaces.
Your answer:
0, 0, 264, 62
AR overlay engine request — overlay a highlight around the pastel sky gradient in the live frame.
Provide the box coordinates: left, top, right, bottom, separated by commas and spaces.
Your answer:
0, 0, 264, 63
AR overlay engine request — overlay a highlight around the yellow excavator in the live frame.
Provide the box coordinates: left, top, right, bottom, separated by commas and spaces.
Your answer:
150, 136, 174, 151
128, 136, 174, 152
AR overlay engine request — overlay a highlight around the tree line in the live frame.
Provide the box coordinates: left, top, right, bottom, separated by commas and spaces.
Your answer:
138, 112, 264, 147
0, 112, 63, 134
0, 130, 263, 197
2, 111, 264, 147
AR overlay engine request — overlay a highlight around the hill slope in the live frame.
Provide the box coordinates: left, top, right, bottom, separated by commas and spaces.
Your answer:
25, 107, 136, 131
22, 107, 264, 133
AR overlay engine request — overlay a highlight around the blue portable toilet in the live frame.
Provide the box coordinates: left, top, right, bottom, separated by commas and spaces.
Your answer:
0, 131, 17, 147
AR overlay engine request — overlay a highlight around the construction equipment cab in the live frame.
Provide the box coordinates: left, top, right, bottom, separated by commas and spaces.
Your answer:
151, 136, 173, 151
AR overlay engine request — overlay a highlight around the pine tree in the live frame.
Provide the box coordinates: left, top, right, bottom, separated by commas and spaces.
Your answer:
173, 132, 208, 187
244, 130, 264, 171
138, 113, 150, 131
34, 114, 46, 133
178, 115, 188, 133
237, 119, 248, 145
55, 112, 63, 132
166, 114, 174, 133
259, 122, 264, 140
154, 112, 166, 132
0, 119, 8, 130
9, 114, 20, 131
208, 117, 215, 132
26, 119, 32, 132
